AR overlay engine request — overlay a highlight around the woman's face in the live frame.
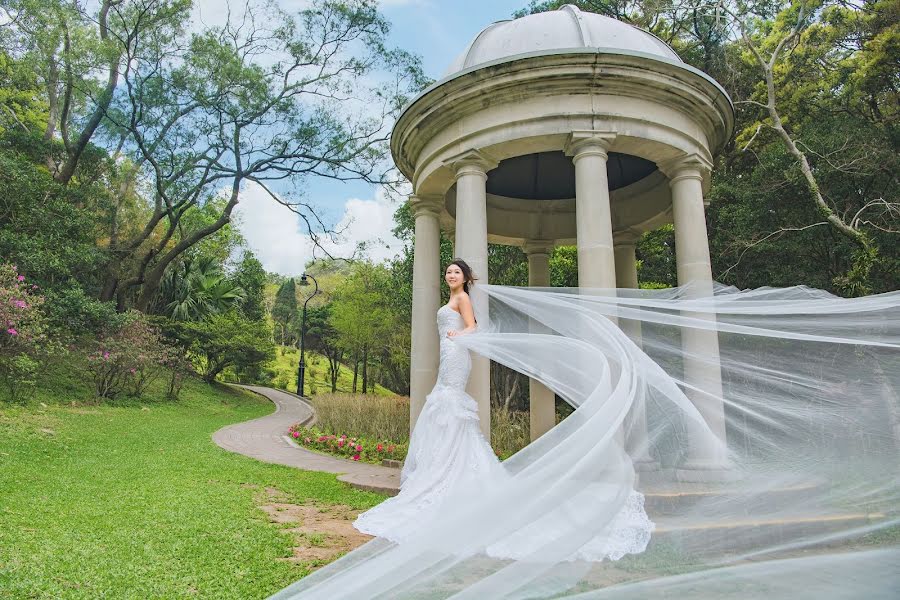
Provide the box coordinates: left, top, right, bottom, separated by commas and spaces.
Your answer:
445, 264, 464, 290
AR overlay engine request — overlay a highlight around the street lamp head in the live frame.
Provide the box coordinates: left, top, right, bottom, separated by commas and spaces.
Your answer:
299, 273, 309, 286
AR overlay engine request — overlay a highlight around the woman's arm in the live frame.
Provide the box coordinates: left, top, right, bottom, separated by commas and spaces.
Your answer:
448, 293, 477, 337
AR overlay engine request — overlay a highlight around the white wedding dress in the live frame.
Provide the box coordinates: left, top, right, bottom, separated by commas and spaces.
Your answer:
353, 302, 654, 561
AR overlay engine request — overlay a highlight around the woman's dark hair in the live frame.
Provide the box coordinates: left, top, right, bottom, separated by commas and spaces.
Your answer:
447, 258, 478, 294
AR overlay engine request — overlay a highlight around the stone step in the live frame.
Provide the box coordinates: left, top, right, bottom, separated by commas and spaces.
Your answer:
640, 480, 829, 515
650, 511, 884, 554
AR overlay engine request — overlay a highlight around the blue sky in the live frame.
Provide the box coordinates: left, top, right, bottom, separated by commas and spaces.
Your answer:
305, 0, 527, 226
224, 0, 530, 275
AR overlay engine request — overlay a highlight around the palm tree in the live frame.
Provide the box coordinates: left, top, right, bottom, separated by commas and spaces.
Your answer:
153, 257, 246, 321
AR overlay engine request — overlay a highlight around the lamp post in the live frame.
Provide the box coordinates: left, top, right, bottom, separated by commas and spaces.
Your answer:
297, 273, 320, 397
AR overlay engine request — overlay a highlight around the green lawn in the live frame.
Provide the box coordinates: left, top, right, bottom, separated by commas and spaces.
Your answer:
0, 361, 386, 599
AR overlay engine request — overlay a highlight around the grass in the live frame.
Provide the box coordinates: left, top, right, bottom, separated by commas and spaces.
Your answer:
264, 345, 396, 398
0, 358, 386, 599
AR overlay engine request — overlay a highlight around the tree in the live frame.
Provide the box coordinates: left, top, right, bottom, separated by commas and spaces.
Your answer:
2, 0, 426, 310
329, 262, 393, 393
172, 311, 275, 383
305, 304, 343, 393
232, 252, 267, 322
150, 256, 246, 322
271, 278, 299, 346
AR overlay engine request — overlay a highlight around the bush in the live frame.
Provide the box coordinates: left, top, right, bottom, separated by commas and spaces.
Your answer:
303, 392, 532, 461
85, 312, 179, 399
160, 311, 275, 383
310, 393, 410, 444
0, 264, 56, 402
43, 285, 124, 339
286, 425, 407, 464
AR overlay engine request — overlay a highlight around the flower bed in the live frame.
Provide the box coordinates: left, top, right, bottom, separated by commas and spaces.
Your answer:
287, 424, 408, 465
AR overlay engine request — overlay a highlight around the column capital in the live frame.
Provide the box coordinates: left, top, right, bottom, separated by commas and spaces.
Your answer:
658, 153, 713, 185
444, 148, 499, 179
523, 239, 555, 257
613, 230, 642, 249
564, 131, 616, 161
408, 194, 443, 218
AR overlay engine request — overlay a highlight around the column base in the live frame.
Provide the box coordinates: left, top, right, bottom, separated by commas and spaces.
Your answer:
675, 459, 742, 483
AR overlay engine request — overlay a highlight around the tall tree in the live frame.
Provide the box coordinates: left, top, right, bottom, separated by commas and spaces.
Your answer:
2, 0, 426, 310
271, 278, 299, 346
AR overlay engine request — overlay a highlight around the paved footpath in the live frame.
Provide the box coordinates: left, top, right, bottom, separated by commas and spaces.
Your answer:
212, 384, 400, 495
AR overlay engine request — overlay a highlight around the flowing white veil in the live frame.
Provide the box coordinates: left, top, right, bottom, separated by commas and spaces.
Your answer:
267, 282, 900, 599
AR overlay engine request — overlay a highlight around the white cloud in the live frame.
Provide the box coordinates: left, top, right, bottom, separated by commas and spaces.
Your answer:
233, 181, 405, 276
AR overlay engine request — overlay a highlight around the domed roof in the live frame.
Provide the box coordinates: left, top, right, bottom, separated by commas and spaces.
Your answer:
444, 5, 682, 76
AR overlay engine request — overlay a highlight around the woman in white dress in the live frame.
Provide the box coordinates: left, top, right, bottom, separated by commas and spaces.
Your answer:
353, 259, 509, 541
353, 259, 654, 559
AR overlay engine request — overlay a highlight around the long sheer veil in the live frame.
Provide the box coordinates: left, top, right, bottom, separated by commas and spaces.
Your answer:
268, 282, 900, 599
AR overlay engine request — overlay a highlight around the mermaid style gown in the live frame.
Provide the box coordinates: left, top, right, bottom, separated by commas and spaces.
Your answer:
353, 304, 506, 542
353, 304, 653, 561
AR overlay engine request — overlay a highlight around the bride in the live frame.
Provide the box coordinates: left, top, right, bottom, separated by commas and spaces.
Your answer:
352, 259, 654, 561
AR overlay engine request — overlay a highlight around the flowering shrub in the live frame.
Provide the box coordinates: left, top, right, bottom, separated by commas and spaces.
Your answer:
0, 264, 54, 402
86, 311, 181, 399
287, 424, 407, 465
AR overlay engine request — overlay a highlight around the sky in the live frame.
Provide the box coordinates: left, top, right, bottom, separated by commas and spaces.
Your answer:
203, 0, 528, 276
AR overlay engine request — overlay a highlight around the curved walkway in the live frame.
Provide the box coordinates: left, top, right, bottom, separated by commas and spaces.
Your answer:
212, 384, 400, 495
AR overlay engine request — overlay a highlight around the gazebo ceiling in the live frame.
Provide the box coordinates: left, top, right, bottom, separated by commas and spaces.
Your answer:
485, 151, 658, 201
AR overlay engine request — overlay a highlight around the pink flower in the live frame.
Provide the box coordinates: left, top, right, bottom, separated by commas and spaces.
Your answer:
352, 453, 361, 461
376, 444, 384, 452
16, 275, 24, 282
337, 440, 345, 448
355, 444, 362, 451
102, 352, 110, 360
6, 328, 17, 336
317, 436, 327, 442
14, 300, 26, 308
388, 445, 395, 453
129, 368, 136, 374
292, 431, 300, 438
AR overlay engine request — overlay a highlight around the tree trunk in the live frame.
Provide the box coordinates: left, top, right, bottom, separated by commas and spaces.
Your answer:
352, 352, 359, 393
361, 345, 368, 395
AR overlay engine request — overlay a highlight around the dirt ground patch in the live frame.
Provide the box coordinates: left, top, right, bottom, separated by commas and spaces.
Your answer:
255, 485, 373, 569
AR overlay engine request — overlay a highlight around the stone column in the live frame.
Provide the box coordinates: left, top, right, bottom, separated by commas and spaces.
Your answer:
408, 195, 444, 433
663, 154, 734, 481
565, 131, 618, 289
614, 239, 660, 472
524, 239, 556, 441
447, 149, 498, 439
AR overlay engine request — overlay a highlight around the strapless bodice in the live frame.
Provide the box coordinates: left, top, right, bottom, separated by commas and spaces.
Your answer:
436, 304, 471, 390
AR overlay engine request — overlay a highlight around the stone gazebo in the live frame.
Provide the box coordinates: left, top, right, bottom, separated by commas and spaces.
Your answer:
392, 6, 735, 480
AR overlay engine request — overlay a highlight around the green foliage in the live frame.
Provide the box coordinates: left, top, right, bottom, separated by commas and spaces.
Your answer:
637, 225, 677, 287
232, 252, 267, 321
0, 264, 57, 402
0, 132, 105, 293
84, 311, 179, 399
152, 257, 246, 322
272, 278, 300, 346
41, 285, 124, 339
169, 311, 276, 383
287, 425, 408, 465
